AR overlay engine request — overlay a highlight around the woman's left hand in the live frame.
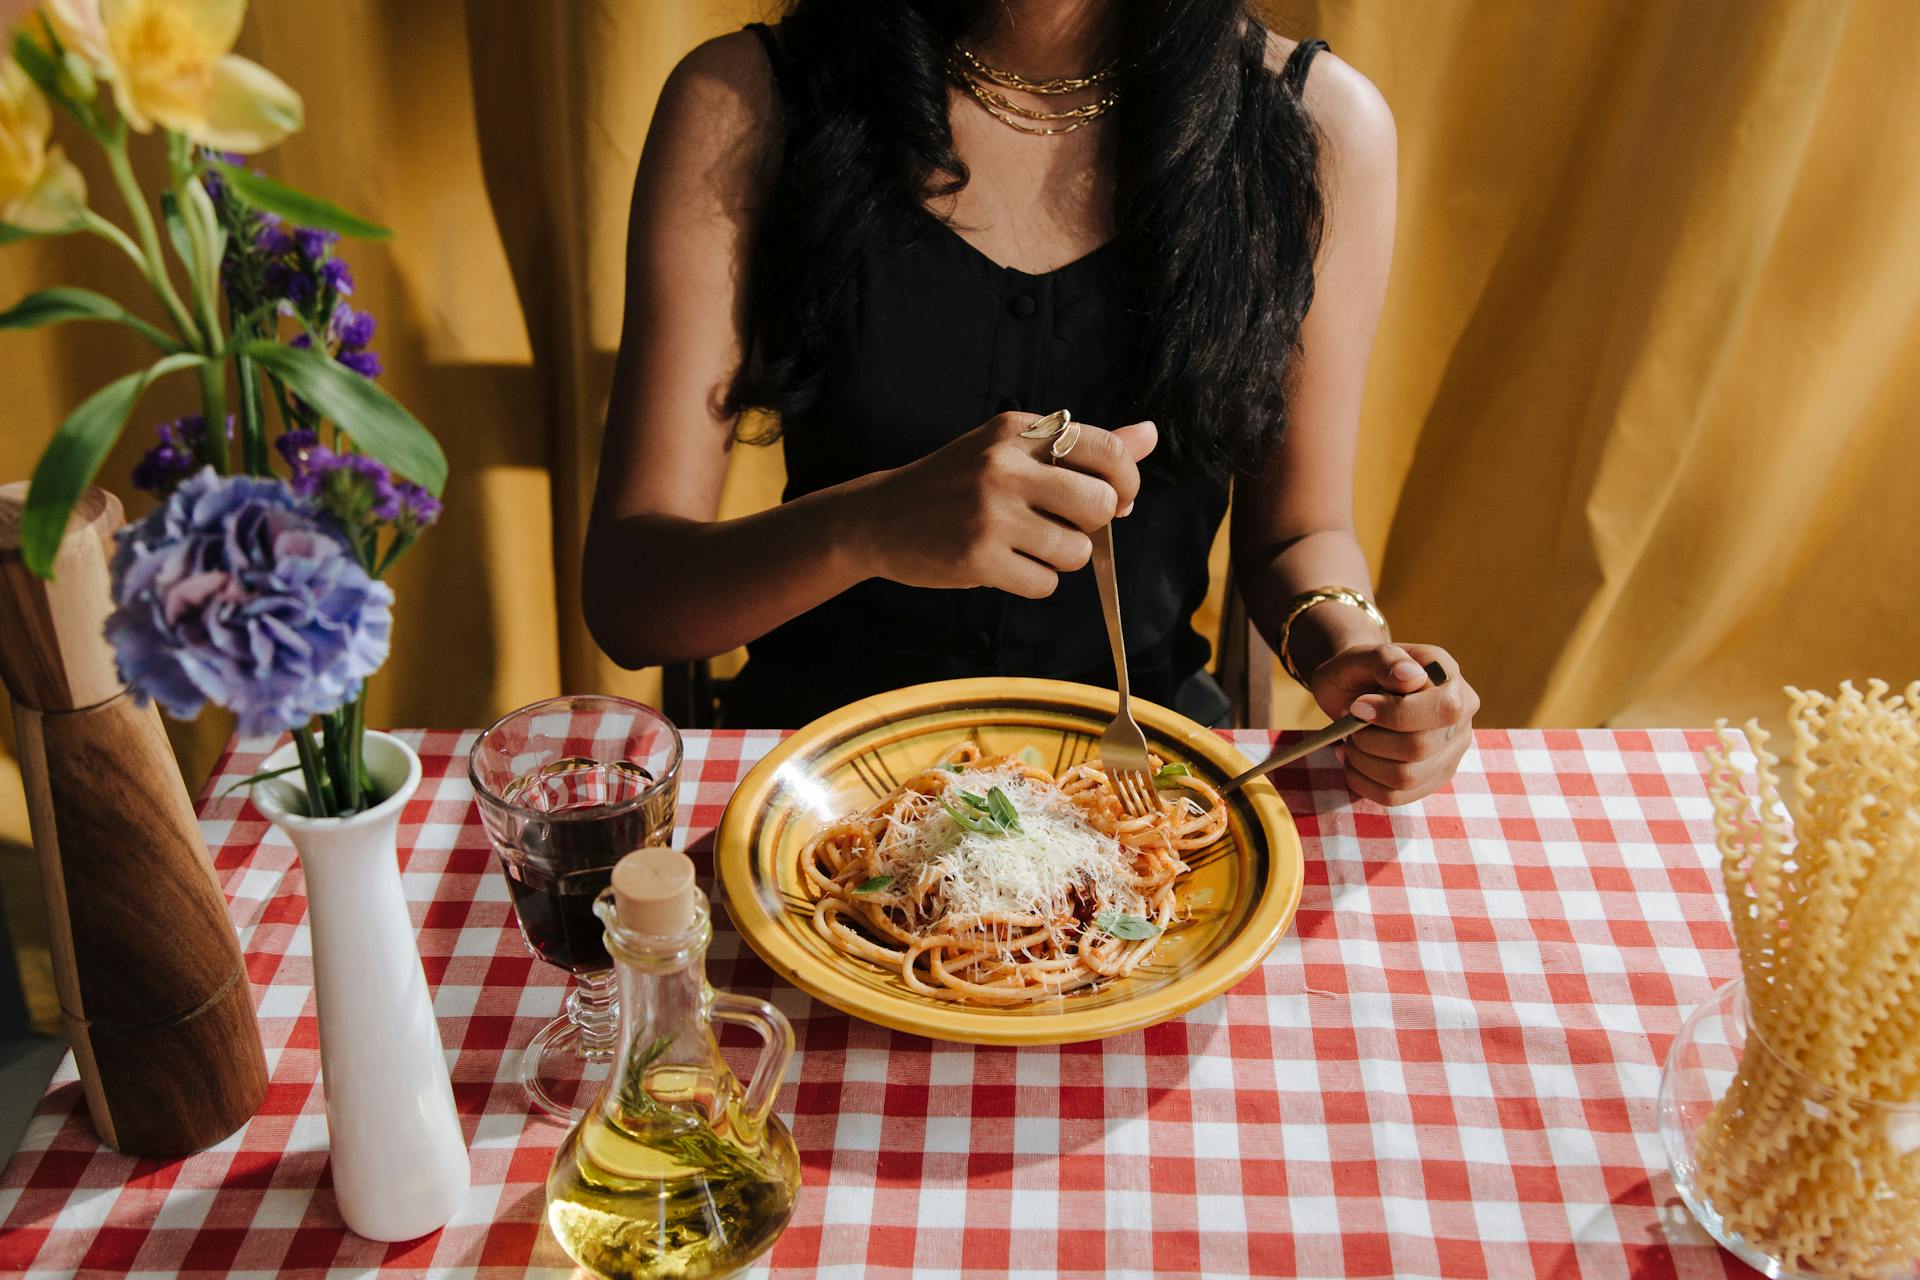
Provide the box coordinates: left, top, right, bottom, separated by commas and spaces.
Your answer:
1307, 643, 1479, 806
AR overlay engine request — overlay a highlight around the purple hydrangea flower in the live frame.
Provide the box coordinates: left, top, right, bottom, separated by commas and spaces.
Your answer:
338, 349, 383, 379
105, 469, 393, 736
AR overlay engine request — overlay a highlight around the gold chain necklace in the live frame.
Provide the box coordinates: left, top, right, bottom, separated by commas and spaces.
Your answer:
949, 48, 1119, 136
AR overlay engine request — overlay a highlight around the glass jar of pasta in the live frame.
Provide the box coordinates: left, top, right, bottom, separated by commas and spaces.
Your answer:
1660, 977, 1920, 1280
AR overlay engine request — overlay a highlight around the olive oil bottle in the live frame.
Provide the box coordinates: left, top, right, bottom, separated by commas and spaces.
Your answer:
546, 849, 800, 1279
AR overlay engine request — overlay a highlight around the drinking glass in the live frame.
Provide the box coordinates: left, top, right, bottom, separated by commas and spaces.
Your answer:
470, 695, 681, 1120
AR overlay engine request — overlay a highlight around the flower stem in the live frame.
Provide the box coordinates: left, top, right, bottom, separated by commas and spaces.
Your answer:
291, 723, 333, 819
195, 361, 229, 474
235, 344, 269, 475
103, 132, 203, 351
322, 708, 360, 815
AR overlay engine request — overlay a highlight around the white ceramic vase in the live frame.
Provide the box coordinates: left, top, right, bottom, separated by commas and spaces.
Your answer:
253, 730, 470, 1242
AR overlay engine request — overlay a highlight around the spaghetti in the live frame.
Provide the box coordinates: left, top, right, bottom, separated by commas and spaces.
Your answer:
801, 740, 1226, 1004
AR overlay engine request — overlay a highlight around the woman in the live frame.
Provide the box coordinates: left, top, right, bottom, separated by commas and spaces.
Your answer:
583, 0, 1479, 806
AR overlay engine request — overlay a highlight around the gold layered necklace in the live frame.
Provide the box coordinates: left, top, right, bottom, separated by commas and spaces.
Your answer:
949, 46, 1118, 136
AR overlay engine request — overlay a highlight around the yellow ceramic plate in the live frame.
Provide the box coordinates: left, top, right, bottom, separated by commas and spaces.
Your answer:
715, 678, 1302, 1045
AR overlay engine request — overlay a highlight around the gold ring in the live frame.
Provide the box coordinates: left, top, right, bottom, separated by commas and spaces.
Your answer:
1048, 421, 1083, 463
1020, 409, 1071, 440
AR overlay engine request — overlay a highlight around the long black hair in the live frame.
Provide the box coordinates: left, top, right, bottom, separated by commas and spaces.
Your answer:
728, 1, 1324, 479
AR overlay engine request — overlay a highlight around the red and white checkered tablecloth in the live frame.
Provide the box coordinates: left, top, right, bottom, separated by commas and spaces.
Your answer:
0, 728, 1761, 1279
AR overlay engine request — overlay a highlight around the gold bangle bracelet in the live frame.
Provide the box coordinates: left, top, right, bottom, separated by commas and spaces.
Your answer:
1277, 586, 1390, 687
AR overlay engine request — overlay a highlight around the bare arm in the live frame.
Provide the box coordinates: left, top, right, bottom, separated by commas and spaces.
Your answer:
581, 35, 868, 667
1232, 48, 1479, 802
583, 35, 1152, 669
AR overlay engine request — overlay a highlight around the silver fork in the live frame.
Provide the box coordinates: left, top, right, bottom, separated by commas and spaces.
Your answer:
1089, 523, 1162, 818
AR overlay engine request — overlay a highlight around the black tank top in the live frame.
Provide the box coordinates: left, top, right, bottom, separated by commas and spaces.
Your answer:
722, 26, 1328, 728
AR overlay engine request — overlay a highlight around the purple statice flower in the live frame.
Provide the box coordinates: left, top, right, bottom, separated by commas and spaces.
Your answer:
321, 256, 354, 297
198, 150, 245, 202
131, 416, 235, 495
132, 416, 208, 494
264, 260, 315, 308
275, 428, 320, 479
395, 483, 441, 531
295, 228, 338, 262
255, 218, 294, 257
330, 304, 375, 351
293, 445, 402, 522
105, 469, 393, 735
338, 349, 383, 379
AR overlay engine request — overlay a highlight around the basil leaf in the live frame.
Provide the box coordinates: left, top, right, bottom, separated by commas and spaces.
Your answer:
938, 762, 965, 773
853, 875, 893, 894
958, 791, 992, 813
986, 785, 1023, 833
940, 795, 996, 833
1154, 762, 1192, 784
1095, 911, 1162, 941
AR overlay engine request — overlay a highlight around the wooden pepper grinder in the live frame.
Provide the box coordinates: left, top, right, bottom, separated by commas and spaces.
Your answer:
0, 482, 267, 1156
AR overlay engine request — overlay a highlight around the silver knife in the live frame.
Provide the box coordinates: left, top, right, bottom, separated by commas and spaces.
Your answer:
1221, 659, 1449, 794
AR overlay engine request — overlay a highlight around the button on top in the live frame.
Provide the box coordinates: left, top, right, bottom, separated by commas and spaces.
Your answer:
1008, 293, 1037, 319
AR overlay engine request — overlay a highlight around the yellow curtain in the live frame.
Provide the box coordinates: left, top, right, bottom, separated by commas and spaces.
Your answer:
3, 0, 1917, 857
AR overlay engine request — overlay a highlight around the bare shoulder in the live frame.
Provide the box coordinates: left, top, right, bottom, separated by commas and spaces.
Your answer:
654, 30, 779, 143
636, 30, 780, 224
1260, 31, 1395, 168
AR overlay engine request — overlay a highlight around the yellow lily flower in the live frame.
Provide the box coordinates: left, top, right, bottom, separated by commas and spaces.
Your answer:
0, 55, 86, 230
44, 0, 113, 76
89, 0, 302, 152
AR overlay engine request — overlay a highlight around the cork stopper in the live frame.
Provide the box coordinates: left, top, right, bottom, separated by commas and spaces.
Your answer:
610, 848, 696, 936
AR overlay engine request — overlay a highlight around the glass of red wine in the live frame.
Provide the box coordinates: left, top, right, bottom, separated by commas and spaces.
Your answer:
469, 695, 681, 1121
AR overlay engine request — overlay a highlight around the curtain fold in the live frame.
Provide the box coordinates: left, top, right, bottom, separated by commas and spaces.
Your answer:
1, 0, 1916, 846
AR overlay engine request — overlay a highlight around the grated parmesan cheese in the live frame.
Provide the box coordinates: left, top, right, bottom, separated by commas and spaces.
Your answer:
875, 766, 1135, 926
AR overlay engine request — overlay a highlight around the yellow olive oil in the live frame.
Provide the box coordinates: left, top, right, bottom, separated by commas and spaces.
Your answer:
546, 853, 801, 1279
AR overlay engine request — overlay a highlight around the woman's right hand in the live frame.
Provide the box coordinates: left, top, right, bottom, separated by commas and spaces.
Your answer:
849, 412, 1159, 598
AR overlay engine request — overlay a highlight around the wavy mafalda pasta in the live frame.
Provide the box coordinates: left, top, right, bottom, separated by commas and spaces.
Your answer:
801, 740, 1226, 1004
1699, 680, 1920, 1278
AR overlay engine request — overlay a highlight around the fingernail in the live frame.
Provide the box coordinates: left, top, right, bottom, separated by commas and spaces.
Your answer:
1333, 745, 1347, 765
1393, 661, 1424, 684
1349, 700, 1376, 721
1117, 501, 1134, 517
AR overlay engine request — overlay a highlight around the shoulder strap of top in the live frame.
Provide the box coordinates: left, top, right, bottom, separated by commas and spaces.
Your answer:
1281, 37, 1329, 95
744, 22, 791, 106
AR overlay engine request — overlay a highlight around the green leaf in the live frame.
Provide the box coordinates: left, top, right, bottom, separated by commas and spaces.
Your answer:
1154, 762, 1192, 785
958, 791, 992, 812
986, 785, 1023, 833
20, 352, 206, 577
205, 160, 392, 239
0, 286, 182, 352
239, 340, 446, 496
853, 875, 893, 895
940, 794, 999, 835
219, 763, 304, 797
1094, 911, 1162, 942
937, 761, 965, 773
